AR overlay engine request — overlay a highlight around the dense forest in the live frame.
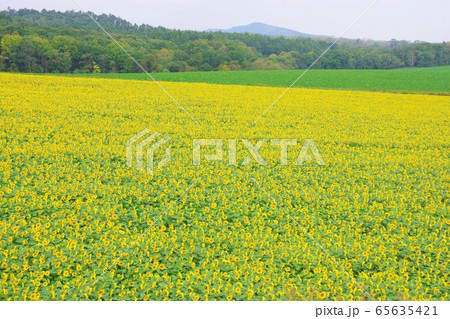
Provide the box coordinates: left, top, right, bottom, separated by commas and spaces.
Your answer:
0, 8, 449, 73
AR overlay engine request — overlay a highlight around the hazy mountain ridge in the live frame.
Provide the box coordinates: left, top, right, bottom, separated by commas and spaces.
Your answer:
208, 22, 314, 37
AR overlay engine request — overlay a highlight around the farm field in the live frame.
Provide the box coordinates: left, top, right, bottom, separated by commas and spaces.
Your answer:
0, 73, 448, 301
59, 66, 450, 94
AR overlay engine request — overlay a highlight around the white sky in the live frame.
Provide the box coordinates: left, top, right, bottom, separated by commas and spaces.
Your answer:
1, 0, 449, 42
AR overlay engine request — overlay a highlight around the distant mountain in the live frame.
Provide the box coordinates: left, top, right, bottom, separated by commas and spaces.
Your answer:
207, 22, 314, 37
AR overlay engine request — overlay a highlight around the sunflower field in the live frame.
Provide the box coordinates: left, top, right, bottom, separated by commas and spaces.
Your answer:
0, 73, 448, 300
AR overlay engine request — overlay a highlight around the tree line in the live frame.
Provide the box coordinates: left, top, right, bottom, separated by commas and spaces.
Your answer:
0, 9, 448, 74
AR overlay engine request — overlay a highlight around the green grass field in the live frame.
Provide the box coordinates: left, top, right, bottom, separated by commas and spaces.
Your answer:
60, 66, 450, 94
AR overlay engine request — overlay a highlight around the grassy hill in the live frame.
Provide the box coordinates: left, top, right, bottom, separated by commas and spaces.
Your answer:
58, 66, 450, 94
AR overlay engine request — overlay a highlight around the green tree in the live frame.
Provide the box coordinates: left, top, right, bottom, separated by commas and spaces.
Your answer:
93, 61, 101, 73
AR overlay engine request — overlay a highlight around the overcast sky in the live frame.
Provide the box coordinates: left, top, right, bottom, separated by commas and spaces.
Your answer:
1, 0, 449, 42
